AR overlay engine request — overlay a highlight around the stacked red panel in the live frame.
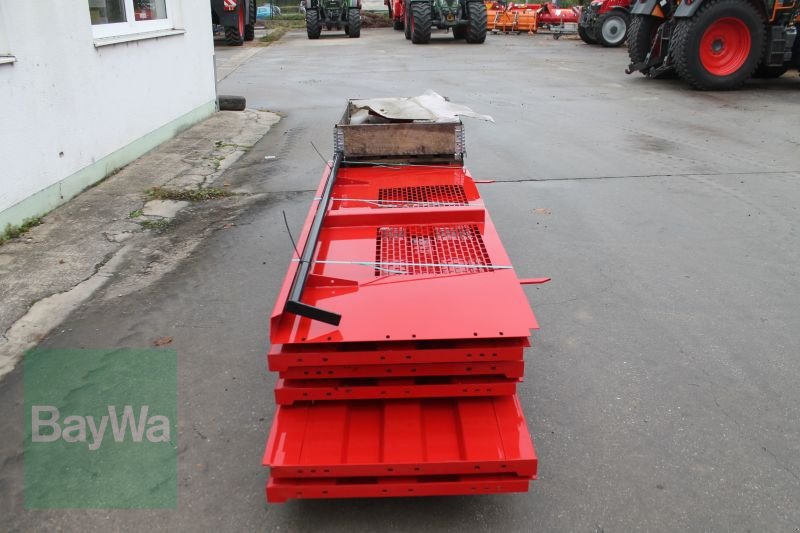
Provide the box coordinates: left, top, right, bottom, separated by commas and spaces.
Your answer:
263, 164, 541, 502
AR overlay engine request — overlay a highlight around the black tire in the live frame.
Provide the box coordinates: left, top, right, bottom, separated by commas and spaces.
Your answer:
306, 9, 322, 39
405, 7, 412, 39
218, 94, 246, 111
393, 19, 405, 30
244, 1, 256, 41
627, 15, 675, 78
578, 24, 598, 44
453, 25, 467, 39
752, 63, 788, 78
224, 25, 244, 46
348, 9, 361, 37
465, 1, 487, 43
597, 11, 628, 47
671, 0, 765, 90
410, 2, 432, 44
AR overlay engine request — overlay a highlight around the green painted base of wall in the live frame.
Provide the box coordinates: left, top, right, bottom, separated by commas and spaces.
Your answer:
0, 100, 217, 231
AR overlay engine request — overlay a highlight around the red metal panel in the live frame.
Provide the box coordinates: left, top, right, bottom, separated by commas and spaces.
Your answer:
266, 474, 533, 503
263, 159, 542, 503
269, 166, 539, 345
277, 360, 525, 380
263, 395, 537, 479
267, 338, 528, 370
274, 376, 519, 405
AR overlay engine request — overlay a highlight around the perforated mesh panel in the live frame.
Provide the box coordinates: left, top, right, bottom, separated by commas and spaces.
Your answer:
374, 225, 492, 276
377, 185, 468, 207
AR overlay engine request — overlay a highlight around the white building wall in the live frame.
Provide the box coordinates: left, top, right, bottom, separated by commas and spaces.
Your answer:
0, 0, 217, 225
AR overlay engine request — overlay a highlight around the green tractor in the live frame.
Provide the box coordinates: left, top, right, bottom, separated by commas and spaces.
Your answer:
404, 0, 487, 43
305, 0, 362, 39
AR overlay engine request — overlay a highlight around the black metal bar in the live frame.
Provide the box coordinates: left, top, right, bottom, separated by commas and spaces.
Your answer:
284, 152, 343, 326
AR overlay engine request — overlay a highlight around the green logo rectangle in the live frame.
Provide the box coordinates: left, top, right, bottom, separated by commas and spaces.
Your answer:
24, 349, 177, 509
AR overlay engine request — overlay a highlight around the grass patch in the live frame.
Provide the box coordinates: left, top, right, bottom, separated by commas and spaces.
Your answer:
260, 18, 306, 43
146, 187, 234, 202
129, 209, 144, 218
0, 216, 43, 246
139, 219, 173, 232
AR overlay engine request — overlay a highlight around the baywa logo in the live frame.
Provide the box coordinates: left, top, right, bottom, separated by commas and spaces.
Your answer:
24, 349, 177, 509
32, 405, 171, 451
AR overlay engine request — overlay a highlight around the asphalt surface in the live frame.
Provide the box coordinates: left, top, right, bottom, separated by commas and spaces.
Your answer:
3, 28, 800, 532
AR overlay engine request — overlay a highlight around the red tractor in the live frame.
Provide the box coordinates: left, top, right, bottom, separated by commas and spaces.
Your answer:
578, 0, 632, 47
211, 0, 257, 46
626, 0, 800, 89
387, 0, 407, 29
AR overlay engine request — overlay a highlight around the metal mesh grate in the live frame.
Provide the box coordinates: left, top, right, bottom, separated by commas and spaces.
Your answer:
377, 185, 468, 207
374, 224, 492, 276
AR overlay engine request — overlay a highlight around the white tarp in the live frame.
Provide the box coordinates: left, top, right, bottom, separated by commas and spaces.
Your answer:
350, 90, 494, 123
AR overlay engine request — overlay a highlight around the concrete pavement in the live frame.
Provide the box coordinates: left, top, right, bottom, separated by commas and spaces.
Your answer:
2, 27, 800, 532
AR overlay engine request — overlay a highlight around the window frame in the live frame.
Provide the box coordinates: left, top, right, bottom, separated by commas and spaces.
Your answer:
89, 0, 175, 39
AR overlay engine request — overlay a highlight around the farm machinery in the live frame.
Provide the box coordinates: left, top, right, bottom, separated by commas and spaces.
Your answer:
486, 2, 581, 36
487, 2, 540, 33
262, 92, 544, 502
578, 0, 632, 47
626, 0, 800, 89
304, 0, 362, 39
390, 0, 488, 42
211, 0, 256, 46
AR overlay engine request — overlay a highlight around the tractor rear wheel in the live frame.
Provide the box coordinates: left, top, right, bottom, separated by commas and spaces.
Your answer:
597, 11, 628, 47
671, 0, 765, 90
225, 4, 246, 46
466, 1, 487, 43
348, 8, 361, 38
244, 1, 256, 41
578, 24, 598, 44
405, 7, 412, 39
410, 2, 432, 44
306, 9, 322, 39
627, 15, 674, 77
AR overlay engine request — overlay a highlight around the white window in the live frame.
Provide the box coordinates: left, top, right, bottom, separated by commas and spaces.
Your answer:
88, 0, 176, 38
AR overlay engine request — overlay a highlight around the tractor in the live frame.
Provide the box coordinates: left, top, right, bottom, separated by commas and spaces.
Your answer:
626, 0, 800, 89
211, 0, 256, 46
305, 0, 362, 38
403, 0, 488, 43
387, 0, 407, 30
578, 0, 632, 47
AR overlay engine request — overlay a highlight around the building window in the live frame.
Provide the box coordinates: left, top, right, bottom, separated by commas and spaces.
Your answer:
88, 0, 173, 38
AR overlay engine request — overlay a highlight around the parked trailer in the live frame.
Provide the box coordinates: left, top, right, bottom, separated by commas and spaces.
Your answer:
262, 96, 546, 502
